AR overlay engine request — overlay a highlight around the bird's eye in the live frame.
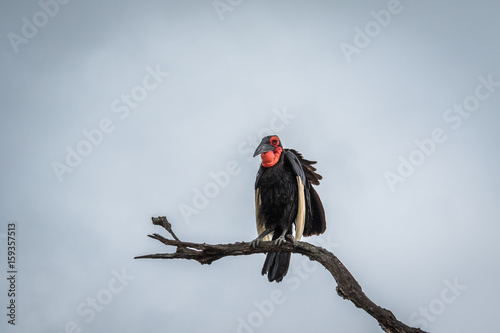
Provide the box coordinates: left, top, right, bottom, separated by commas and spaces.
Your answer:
270, 136, 279, 147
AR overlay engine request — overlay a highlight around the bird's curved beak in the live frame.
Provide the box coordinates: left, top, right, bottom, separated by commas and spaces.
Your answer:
253, 142, 275, 157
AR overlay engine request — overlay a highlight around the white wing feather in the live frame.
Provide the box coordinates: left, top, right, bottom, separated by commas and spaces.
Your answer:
294, 176, 306, 241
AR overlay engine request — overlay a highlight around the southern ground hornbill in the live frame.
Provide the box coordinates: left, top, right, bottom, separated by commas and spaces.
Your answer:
252, 135, 326, 282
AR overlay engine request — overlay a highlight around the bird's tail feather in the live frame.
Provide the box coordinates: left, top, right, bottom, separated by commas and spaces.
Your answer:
262, 252, 291, 282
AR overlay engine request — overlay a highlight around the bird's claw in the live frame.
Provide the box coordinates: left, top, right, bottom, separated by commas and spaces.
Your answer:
251, 237, 262, 248
286, 234, 297, 244
275, 236, 286, 246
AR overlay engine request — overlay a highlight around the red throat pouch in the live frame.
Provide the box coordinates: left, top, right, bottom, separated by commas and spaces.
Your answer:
261, 148, 282, 167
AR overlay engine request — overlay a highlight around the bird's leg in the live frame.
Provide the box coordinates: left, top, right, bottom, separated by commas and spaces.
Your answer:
251, 227, 274, 248
275, 229, 289, 246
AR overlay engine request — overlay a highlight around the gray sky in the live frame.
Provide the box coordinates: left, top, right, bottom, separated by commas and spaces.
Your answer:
1, 1, 499, 332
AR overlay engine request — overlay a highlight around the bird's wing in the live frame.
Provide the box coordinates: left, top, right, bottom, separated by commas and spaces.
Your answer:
305, 184, 326, 236
283, 150, 307, 241
285, 149, 326, 237
285, 149, 322, 185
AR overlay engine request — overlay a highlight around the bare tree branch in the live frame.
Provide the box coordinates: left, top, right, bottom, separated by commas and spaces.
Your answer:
135, 216, 427, 333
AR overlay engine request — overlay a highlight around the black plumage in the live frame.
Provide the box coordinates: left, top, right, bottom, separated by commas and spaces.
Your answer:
253, 135, 326, 282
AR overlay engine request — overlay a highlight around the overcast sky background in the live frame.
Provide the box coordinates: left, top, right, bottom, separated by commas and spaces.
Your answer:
1, 1, 499, 332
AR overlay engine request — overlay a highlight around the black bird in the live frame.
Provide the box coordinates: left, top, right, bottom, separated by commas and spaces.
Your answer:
252, 135, 326, 282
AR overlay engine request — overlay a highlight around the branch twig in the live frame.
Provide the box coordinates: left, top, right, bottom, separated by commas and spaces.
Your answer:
136, 216, 427, 333
151, 216, 180, 241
